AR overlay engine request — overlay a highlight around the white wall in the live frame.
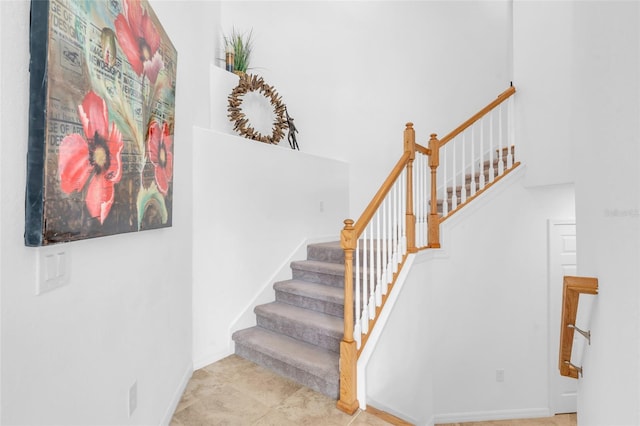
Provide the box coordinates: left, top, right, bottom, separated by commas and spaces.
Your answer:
220, 1, 511, 218
571, 2, 640, 425
0, 1, 218, 424
365, 170, 575, 424
513, 1, 574, 188
191, 128, 349, 368
365, 254, 435, 426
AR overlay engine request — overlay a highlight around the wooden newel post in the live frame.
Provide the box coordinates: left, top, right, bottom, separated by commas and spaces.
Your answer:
337, 219, 359, 414
428, 133, 441, 248
404, 123, 417, 253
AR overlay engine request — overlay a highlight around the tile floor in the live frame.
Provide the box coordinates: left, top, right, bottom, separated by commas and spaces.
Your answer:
171, 355, 577, 426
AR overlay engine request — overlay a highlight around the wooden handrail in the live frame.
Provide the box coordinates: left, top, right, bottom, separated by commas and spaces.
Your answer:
352, 151, 412, 238
439, 86, 516, 147
559, 275, 599, 378
350, 124, 427, 239
416, 143, 430, 156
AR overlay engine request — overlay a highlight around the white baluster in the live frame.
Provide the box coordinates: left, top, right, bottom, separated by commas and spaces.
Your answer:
498, 104, 504, 175
416, 155, 421, 248
415, 155, 420, 248
397, 177, 402, 260
368, 225, 376, 319
442, 144, 448, 216
392, 182, 398, 273
423, 152, 428, 244
419, 153, 425, 247
508, 95, 514, 168
385, 194, 392, 285
354, 238, 361, 348
376, 211, 382, 303
470, 127, 476, 196
461, 133, 467, 204
479, 117, 485, 190
451, 142, 457, 210
401, 169, 407, 255
489, 112, 495, 182
361, 227, 368, 335
381, 196, 388, 292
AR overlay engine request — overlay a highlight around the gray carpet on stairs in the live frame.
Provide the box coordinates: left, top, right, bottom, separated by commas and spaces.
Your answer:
232, 241, 345, 398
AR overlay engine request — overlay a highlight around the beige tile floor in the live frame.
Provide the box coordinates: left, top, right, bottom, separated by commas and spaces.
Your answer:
171, 354, 577, 426
171, 355, 392, 425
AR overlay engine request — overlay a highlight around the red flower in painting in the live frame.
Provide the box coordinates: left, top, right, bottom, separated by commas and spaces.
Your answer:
147, 121, 173, 195
114, 0, 163, 83
58, 91, 124, 224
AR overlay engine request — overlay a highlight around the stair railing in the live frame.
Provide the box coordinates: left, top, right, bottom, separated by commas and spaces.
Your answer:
337, 123, 427, 413
337, 87, 517, 413
559, 276, 599, 378
435, 86, 518, 220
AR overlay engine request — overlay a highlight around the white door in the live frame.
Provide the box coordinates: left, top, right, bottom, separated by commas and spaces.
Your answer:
548, 220, 577, 414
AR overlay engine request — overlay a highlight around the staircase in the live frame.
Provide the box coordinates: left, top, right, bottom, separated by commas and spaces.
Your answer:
233, 87, 518, 410
232, 147, 518, 399
232, 241, 346, 398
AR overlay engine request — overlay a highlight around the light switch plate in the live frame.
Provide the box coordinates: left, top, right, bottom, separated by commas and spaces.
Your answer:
36, 247, 70, 295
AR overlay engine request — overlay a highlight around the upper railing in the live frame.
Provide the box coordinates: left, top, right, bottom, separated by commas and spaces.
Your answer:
559, 276, 599, 379
436, 86, 517, 220
337, 86, 518, 414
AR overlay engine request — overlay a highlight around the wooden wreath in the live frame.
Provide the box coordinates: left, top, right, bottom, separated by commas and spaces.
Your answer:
228, 74, 288, 145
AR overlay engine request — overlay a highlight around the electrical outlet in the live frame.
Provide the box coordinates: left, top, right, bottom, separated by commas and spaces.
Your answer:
129, 381, 137, 417
319, 201, 324, 212
496, 369, 505, 382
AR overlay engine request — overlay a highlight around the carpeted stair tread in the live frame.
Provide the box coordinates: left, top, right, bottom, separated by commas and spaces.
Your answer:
290, 260, 345, 287
274, 279, 344, 317
255, 301, 343, 337
255, 302, 343, 352
234, 239, 348, 397
275, 279, 344, 303
291, 259, 344, 275
307, 241, 344, 264
232, 327, 339, 397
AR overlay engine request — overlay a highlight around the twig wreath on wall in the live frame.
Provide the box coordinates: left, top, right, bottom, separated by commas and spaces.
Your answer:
25, 0, 177, 246
227, 74, 288, 145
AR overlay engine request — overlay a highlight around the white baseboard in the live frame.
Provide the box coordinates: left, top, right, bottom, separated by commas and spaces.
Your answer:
433, 407, 551, 424
365, 397, 421, 426
193, 346, 233, 371
160, 363, 194, 426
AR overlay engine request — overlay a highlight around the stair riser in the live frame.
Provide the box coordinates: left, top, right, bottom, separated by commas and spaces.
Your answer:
291, 268, 390, 288
235, 342, 338, 398
275, 291, 344, 318
291, 268, 344, 287
255, 314, 341, 353
307, 244, 396, 267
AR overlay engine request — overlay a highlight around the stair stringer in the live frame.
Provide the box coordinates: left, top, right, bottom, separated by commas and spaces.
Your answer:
439, 164, 526, 239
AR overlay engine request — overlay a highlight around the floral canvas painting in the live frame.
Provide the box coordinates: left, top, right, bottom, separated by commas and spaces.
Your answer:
25, 0, 177, 246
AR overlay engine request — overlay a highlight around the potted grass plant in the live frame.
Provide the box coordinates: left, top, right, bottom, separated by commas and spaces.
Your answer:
224, 28, 253, 75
